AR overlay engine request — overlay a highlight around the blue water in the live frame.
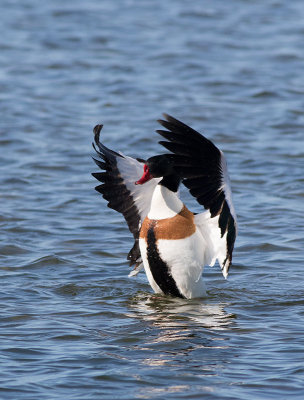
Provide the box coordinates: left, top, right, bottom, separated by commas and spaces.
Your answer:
1, 0, 304, 399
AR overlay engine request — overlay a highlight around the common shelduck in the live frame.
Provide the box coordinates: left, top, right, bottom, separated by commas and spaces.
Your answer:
92, 114, 237, 299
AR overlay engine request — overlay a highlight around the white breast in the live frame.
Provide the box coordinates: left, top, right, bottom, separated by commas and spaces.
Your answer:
147, 185, 183, 220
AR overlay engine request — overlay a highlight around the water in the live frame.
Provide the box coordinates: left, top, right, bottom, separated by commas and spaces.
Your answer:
1, 0, 304, 398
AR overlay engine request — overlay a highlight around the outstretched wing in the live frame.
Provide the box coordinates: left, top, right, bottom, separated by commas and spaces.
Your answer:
157, 114, 237, 278
92, 125, 159, 273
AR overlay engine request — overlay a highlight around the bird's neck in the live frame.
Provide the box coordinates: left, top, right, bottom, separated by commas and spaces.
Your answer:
159, 173, 181, 193
148, 184, 183, 220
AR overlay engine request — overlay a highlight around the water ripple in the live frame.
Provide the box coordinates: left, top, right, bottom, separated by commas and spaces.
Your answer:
1, 0, 304, 399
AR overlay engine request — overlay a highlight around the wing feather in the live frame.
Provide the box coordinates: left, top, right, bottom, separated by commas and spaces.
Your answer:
92, 124, 158, 271
157, 114, 237, 277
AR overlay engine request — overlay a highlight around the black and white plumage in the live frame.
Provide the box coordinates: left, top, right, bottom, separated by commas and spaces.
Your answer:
92, 114, 237, 298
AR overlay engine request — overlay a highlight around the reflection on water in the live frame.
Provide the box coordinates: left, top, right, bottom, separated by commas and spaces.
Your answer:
136, 384, 216, 400
126, 293, 234, 365
136, 384, 192, 399
128, 293, 235, 331
125, 294, 235, 398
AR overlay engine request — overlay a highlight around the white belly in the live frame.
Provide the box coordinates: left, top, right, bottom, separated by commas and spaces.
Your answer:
139, 230, 209, 299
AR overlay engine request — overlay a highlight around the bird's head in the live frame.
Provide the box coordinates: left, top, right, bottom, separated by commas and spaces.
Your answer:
135, 155, 175, 185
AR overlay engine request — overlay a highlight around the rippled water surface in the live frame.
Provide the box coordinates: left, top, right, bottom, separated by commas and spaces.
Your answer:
1, 0, 304, 399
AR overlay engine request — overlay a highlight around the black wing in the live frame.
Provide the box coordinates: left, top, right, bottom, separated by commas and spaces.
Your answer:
157, 114, 237, 277
92, 125, 158, 270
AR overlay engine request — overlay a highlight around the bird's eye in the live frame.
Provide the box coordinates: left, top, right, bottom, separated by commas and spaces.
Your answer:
144, 164, 149, 172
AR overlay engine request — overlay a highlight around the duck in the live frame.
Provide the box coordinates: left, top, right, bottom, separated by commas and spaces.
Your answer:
92, 114, 237, 299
